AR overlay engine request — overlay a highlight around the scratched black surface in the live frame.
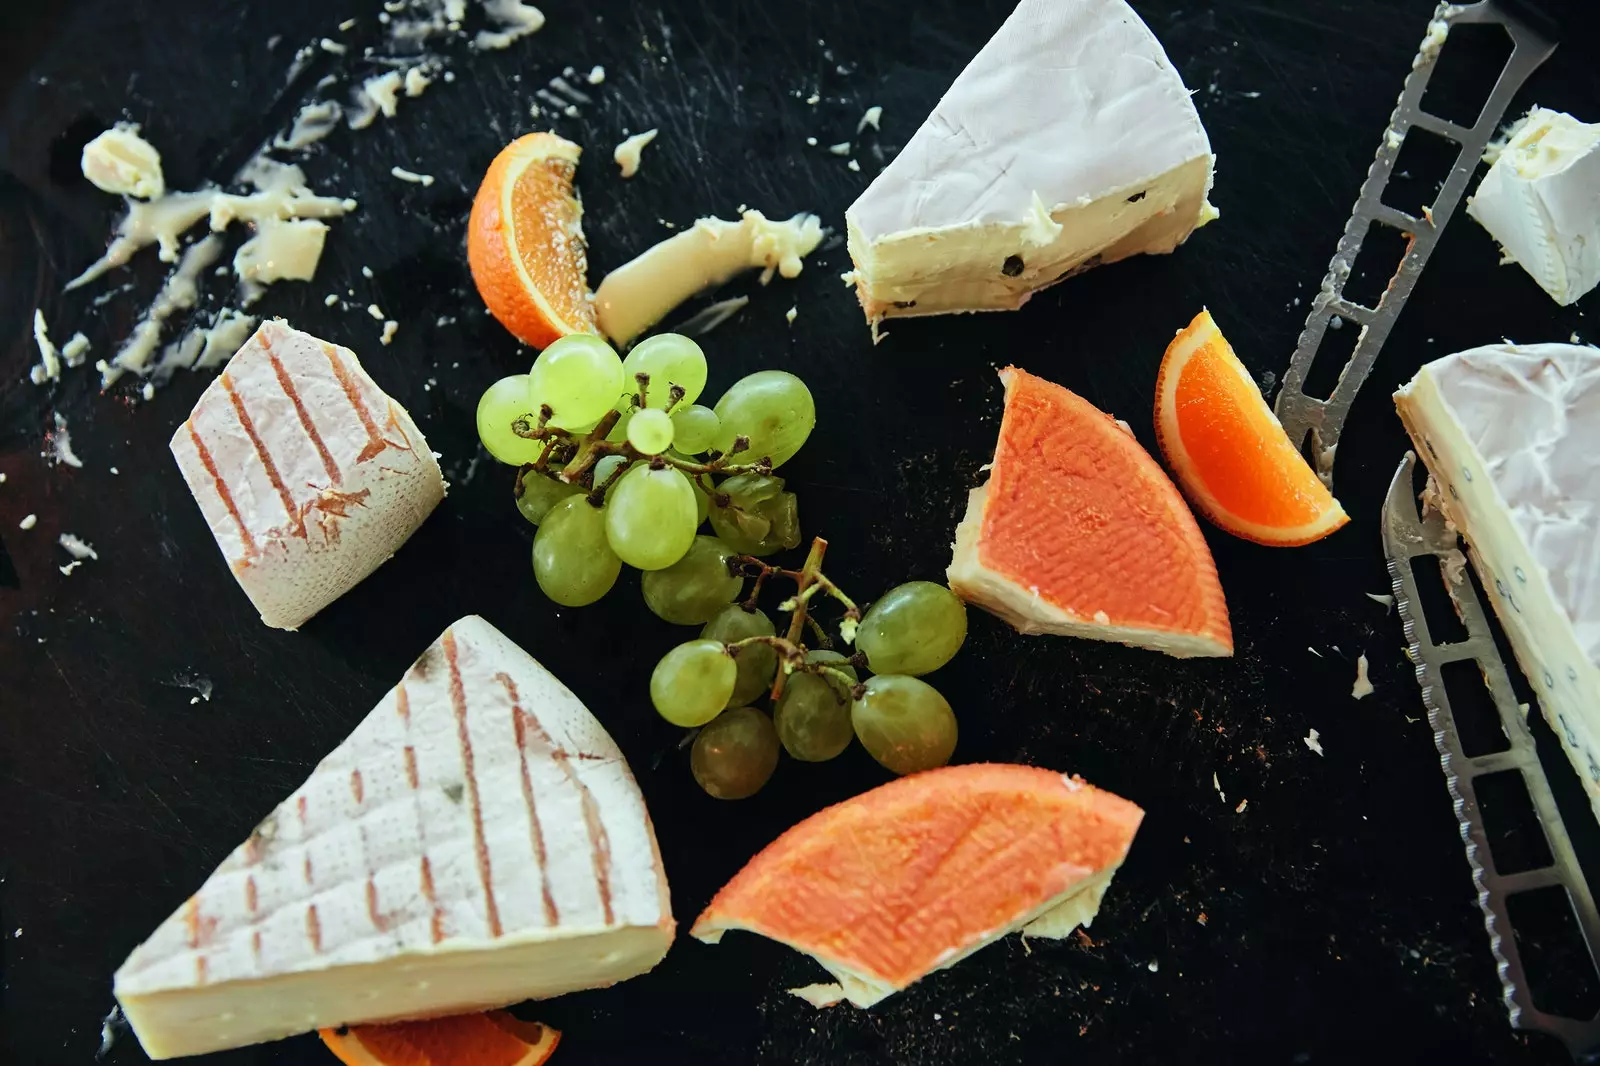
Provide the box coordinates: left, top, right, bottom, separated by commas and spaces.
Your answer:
3, 0, 1600, 1063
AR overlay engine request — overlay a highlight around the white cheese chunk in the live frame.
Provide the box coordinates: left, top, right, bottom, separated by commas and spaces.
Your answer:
1395, 343, 1600, 819
613, 128, 658, 178
168, 320, 444, 630
844, 0, 1215, 328
1465, 108, 1600, 306
81, 125, 165, 200
594, 210, 823, 345
234, 219, 329, 288
114, 615, 674, 1059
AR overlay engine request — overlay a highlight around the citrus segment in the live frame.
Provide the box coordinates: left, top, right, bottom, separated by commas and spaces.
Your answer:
468, 132, 599, 349
1154, 310, 1349, 546
319, 1011, 559, 1066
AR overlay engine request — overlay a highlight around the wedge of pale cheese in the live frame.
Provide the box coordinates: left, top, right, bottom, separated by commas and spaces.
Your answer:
1395, 343, 1600, 820
170, 320, 444, 630
114, 616, 675, 1059
844, 0, 1215, 329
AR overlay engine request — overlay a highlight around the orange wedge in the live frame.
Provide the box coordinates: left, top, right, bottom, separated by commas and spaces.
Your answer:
468, 132, 599, 349
319, 1011, 559, 1066
1154, 309, 1350, 546
692, 764, 1144, 1007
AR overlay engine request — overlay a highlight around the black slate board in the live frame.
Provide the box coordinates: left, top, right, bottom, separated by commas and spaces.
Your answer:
3, 1, 1600, 1063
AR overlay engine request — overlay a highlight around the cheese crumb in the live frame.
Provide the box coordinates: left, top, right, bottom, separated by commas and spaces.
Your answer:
613, 129, 658, 178
380, 320, 399, 345
81, 124, 165, 199
19, 514, 37, 530
828, 141, 850, 156
367, 303, 385, 320
1351, 654, 1374, 699
1365, 592, 1394, 612
1304, 729, 1324, 756
319, 37, 347, 54
1212, 772, 1225, 805
847, 159, 861, 172
48, 412, 84, 469
338, 17, 356, 30
29, 309, 61, 385
786, 305, 797, 326
1235, 798, 1249, 814
362, 265, 375, 279
857, 105, 882, 133
60, 332, 90, 367
587, 65, 606, 84
60, 533, 98, 561
391, 166, 436, 186
805, 137, 817, 147
325, 293, 340, 306
805, 93, 819, 105
403, 66, 432, 97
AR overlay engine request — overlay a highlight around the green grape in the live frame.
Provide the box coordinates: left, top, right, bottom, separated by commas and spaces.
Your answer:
691, 707, 780, 799
805, 649, 858, 682
708, 473, 801, 556
670, 404, 720, 454
711, 370, 815, 468
641, 535, 744, 625
701, 605, 777, 707
532, 496, 621, 606
476, 375, 544, 465
622, 333, 708, 409
515, 469, 581, 525
606, 407, 634, 443
774, 671, 854, 762
651, 640, 737, 727
605, 464, 698, 570
528, 334, 624, 428
591, 454, 634, 492
851, 675, 957, 775
856, 581, 968, 676
627, 408, 676, 455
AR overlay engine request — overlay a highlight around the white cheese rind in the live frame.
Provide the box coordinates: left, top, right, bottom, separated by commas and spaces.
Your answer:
168, 320, 445, 630
844, 0, 1214, 325
114, 615, 674, 1059
1465, 108, 1600, 306
1395, 342, 1600, 819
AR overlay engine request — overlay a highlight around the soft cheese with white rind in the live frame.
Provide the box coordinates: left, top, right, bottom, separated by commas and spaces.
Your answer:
1395, 343, 1600, 819
169, 320, 444, 630
1466, 108, 1600, 306
114, 616, 675, 1059
844, 0, 1215, 326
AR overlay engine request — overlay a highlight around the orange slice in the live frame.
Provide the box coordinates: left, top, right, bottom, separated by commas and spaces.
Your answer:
1154, 309, 1350, 546
468, 132, 599, 349
319, 1011, 559, 1066
692, 764, 1144, 1007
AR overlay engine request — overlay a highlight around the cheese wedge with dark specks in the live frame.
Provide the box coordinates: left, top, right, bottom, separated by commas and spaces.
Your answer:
948, 366, 1232, 657
114, 616, 674, 1059
692, 764, 1142, 1008
169, 319, 445, 630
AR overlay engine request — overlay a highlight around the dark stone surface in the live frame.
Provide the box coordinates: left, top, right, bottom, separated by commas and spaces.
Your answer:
2, 0, 1597, 1063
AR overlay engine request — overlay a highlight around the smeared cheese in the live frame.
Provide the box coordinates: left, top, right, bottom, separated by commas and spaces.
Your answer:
29, 310, 60, 385
1466, 107, 1600, 306
476, 0, 546, 50
348, 71, 404, 129
594, 210, 824, 345
1351, 653, 1373, 699
273, 101, 343, 151
103, 235, 225, 386
47, 412, 84, 469
613, 129, 658, 178
81, 125, 165, 199
391, 166, 435, 186
857, 105, 882, 133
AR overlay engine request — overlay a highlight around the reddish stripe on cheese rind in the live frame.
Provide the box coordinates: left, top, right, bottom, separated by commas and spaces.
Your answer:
306, 904, 323, 953
350, 769, 365, 805
692, 764, 1144, 991
319, 340, 387, 463
221, 371, 303, 536
366, 877, 390, 933
500, 672, 561, 927
266, 348, 342, 484
244, 876, 258, 916
185, 422, 258, 558
443, 630, 503, 938
980, 368, 1230, 651
404, 746, 419, 790
420, 856, 445, 944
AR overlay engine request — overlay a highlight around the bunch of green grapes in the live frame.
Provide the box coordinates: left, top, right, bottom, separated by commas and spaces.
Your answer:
651, 579, 968, 800
475, 331, 815, 608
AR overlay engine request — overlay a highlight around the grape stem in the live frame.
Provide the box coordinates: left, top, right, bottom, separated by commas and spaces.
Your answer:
723, 537, 865, 700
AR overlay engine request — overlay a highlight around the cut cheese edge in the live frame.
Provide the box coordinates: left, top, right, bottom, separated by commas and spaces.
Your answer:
844, 0, 1214, 326
691, 764, 1142, 1007
114, 616, 674, 1059
1395, 343, 1600, 819
169, 320, 445, 630
948, 367, 1232, 658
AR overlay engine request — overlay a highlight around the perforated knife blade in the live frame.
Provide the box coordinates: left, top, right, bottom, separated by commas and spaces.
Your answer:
1381, 453, 1600, 1060
1274, 1, 1557, 489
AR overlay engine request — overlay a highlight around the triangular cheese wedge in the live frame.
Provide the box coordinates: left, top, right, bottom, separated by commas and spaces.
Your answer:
948, 367, 1232, 657
114, 616, 674, 1059
692, 764, 1143, 1007
845, 0, 1215, 329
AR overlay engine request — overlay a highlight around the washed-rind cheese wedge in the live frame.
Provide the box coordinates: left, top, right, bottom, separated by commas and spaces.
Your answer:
170, 320, 445, 630
114, 616, 674, 1059
844, 0, 1215, 329
1395, 343, 1600, 820
948, 366, 1232, 658
692, 765, 1142, 1008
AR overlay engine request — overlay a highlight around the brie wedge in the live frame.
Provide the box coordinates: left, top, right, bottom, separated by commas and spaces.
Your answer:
114, 616, 675, 1059
1466, 108, 1600, 306
844, 0, 1215, 328
1395, 343, 1600, 819
169, 320, 444, 630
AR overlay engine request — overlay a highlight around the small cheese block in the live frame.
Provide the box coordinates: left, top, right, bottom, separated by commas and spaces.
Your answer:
114, 616, 676, 1059
1395, 343, 1600, 820
844, 0, 1215, 328
948, 367, 1232, 658
169, 320, 444, 630
1466, 108, 1600, 306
